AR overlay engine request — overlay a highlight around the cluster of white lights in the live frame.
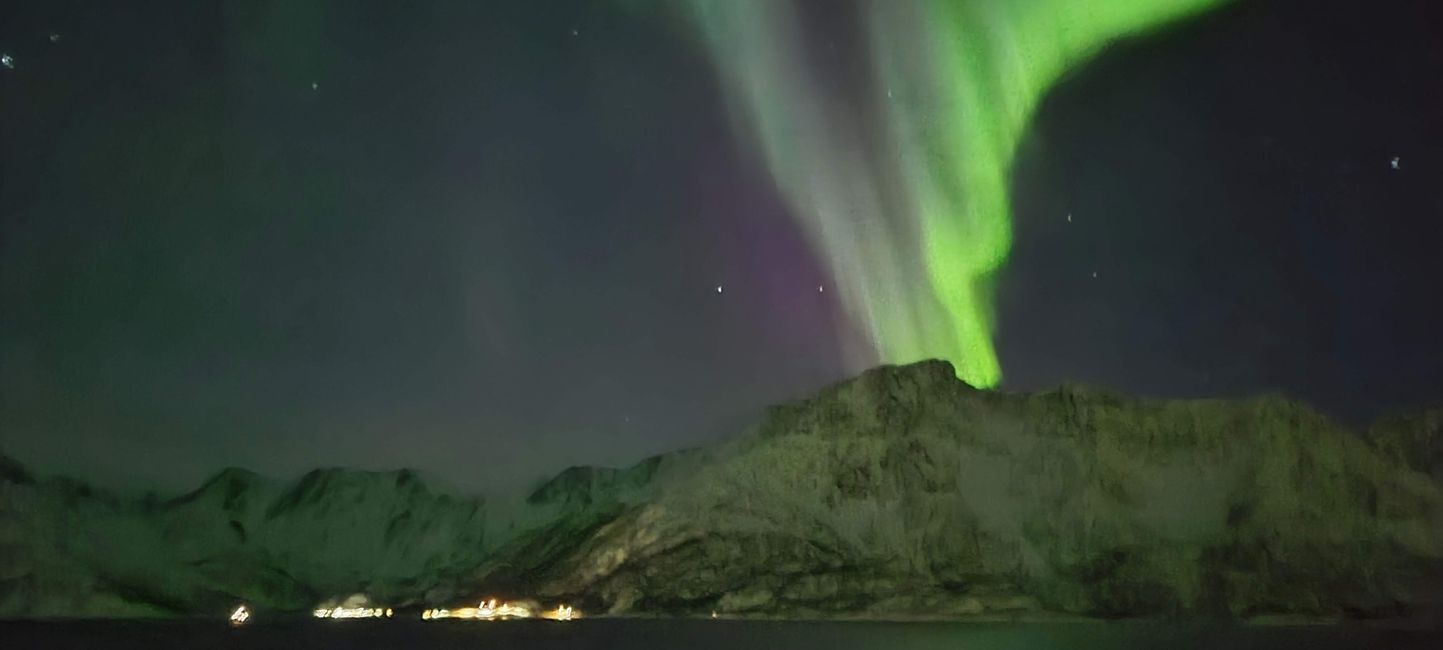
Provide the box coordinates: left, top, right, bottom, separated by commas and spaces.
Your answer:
230, 597, 578, 624
312, 606, 392, 619
421, 599, 579, 622
422, 599, 532, 621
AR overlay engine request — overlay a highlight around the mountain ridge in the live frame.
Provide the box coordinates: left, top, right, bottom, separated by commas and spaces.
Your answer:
1, 360, 1439, 619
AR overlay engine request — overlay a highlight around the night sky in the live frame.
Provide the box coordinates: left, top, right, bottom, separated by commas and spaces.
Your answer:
2, 0, 1440, 493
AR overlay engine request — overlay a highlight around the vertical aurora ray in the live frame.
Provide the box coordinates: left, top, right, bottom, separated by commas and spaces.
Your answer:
684, 0, 1230, 387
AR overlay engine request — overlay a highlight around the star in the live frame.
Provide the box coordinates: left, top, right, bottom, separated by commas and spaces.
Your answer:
1091, 270, 1098, 279
311, 82, 319, 90
716, 285, 723, 294
817, 285, 824, 293
1066, 213, 1072, 223
571, 28, 579, 37
1391, 156, 1400, 170
49, 33, 60, 43
1, 53, 14, 70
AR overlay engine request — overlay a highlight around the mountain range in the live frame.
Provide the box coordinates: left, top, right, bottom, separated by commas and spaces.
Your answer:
2, 360, 1439, 620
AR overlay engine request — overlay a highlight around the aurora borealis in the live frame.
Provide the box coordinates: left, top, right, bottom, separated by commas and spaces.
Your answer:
686, 0, 1230, 387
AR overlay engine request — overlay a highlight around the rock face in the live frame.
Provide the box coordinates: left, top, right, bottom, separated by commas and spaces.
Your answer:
1, 360, 1440, 619
521, 362, 1442, 618
1367, 409, 1443, 483
0, 466, 494, 617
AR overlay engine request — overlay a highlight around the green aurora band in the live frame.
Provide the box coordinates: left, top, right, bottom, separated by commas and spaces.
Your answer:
685, 0, 1230, 387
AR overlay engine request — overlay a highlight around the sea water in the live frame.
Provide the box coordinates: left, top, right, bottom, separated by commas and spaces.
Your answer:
2, 619, 1439, 650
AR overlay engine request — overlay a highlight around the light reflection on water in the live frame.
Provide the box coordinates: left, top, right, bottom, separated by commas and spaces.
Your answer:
2, 619, 1439, 650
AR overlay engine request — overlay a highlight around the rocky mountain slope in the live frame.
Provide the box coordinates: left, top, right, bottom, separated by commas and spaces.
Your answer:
519, 362, 1442, 618
0, 463, 499, 617
2, 360, 1440, 619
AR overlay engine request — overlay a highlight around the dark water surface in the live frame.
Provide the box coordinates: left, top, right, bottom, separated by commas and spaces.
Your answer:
3, 619, 1440, 649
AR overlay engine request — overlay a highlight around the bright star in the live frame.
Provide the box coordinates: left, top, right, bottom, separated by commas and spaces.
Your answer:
716, 285, 723, 294
1391, 156, 1400, 170
1, 54, 14, 69
817, 285, 824, 293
